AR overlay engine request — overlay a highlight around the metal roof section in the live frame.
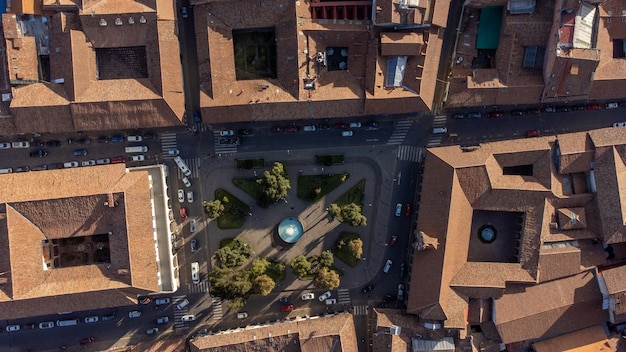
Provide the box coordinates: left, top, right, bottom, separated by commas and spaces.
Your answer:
476, 6, 503, 50
411, 336, 455, 351
385, 55, 407, 87
507, 0, 535, 15
573, 2, 596, 49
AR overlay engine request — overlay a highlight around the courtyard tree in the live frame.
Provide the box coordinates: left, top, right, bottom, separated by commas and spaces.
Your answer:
347, 238, 363, 259
253, 274, 275, 296
209, 267, 252, 300
204, 199, 225, 219
249, 258, 270, 277
328, 203, 367, 226
290, 255, 312, 279
257, 162, 291, 203
314, 267, 340, 290
214, 238, 254, 268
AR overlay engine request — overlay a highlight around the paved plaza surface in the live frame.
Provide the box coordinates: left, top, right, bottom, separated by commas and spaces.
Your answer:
199, 145, 399, 294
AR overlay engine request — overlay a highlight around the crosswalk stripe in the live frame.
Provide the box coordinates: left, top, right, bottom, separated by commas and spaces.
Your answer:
396, 145, 421, 162
427, 137, 443, 147
161, 133, 178, 159
387, 120, 413, 145
187, 281, 209, 294
336, 288, 351, 305
352, 305, 368, 316
210, 297, 223, 321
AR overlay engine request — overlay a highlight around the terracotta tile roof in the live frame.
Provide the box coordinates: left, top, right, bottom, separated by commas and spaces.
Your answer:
381, 32, 423, 56
4, 0, 184, 134
467, 298, 491, 324
557, 132, 595, 174
532, 325, 613, 352
372, 308, 449, 352
601, 265, 626, 295
537, 247, 581, 283
494, 270, 607, 344
190, 313, 358, 352
2, 15, 40, 82
194, 0, 446, 122
0, 164, 158, 319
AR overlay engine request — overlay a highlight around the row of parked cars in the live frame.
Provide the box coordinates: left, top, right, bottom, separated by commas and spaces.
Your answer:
270, 121, 378, 133
452, 102, 622, 119
5, 312, 117, 332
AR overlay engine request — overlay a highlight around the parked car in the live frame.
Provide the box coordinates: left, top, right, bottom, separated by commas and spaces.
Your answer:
190, 219, 196, 232
128, 311, 142, 318
525, 108, 541, 114
101, 313, 115, 321
111, 135, 125, 142
283, 125, 300, 132
383, 294, 394, 302
319, 123, 332, 130
81, 160, 96, 166
270, 126, 282, 133
15, 166, 30, 173
397, 284, 404, 301
111, 156, 126, 163
77, 138, 91, 144
606, 102, 619, 109
127, 135, 143, 142
84, 316, 99, 323
365, 120, 379, 129
6, 325, 20, 332
30, 149, 48, 158
279, 296, 290, 303
301, 293, 315, 300
46, 140, 62, 147
181, 315, 195, 322
452, 113, 465, 119
613, 122, 626, 127
361, 285, 374, 293
333, 122, 348, 129
130, 155, 145, 161
193, 111, 201, 122
73, 149, 87, 156
143, 133, 158, 141
182, 177, 192, 188
237, 312, 248, 319
383, 259, 393, 273
400, 262, 406, 278
156, 317, 169, 324
219, 130, 234, 136
237, 128, 253, 136
187, 191, 194, 203
39, 321, 54, 329
0, 142, 10, 149
181, 6, 188, 18
318, 291, 332, 302
12, 141, 30, 148
389, 235, 398, 246
146, 327, 158, 335
510, 110, 524, 116
342, 130, 353, 137
281, 304, 294, 312
349, 122, 362, 128
572, 105, 586, 111
191, 239, 198, 252
180, 207, 188, 221
96, 158, 110, 165
23, 323, 36, 330
395, 203, 402, 217
155, 298, 171, 305
405, 203, 412, 216
33, 164, 48, 171
486, 111, 503, 118
525, 129, 541, 137
467, 112, 481, 119
544, 106, 556, 113
556, 106, 570, 113
97, 136, 109, 143
80, 337, 96, 345
178, 189, 185, 202
587, 103, 602, 110
303, 125, 316, 132
64, 161, 79, 168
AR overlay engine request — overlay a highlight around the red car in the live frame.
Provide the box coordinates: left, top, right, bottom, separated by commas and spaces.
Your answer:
333, 123, 348, 129
281, 304, 294, 312
587, 104, 602, 110
486, 111, 503, 118
525, 129, 541, 138
180, 207, 188, 221
283, 125, 300, 132
405, 204, 412, 216
80, 337, 95, 345
270, 126, 282, 133
389, 235, 398, 246
111, 156, 126, 164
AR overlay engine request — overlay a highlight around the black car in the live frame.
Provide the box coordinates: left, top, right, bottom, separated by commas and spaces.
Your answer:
572, 105, 586, 111
143, 133, 158, 141
30, 149, 48, 158
510, 110, 524, 116
365, 120, 379, 129
279, 296, 290, 303
45, 140, 61, 147
237, 129, 253, 136
319, 123, 332, 130
362, 284, 374, 293
77, 138, 91, 144
383, 294, 394, 302
97, 136, 109, 143
15, 166, 30, 172
191, 239, 198, 253
452, 113, 465, 119
33, 164, 48, 171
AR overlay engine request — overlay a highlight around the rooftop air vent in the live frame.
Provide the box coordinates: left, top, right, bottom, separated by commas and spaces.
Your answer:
128, 17, 134, 24
139, 16, 146, 23
115, 17, 122, 25
99, 19, 107, 26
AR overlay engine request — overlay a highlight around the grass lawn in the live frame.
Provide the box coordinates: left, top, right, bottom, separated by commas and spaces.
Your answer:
297, 173, 349, 202
214, 188, 250, 229
333, 232, 361, 267
236, 159, 264, 169
315, 154, 344, 166
333, 179, 366, 206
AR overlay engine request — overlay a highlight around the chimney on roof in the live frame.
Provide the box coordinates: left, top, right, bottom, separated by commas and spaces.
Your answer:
106, 193, 114, 208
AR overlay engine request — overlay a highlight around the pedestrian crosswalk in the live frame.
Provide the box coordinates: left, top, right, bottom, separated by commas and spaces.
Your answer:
213, 131, 239, 154
172, 295, 190, 329
161, 133, 177, 158
195, 122, 210, 133
427, 115, 447, 147
336, 289, 351, 305
432, 115, 447, 127
176, 157, 201, 179
396, 145, 423, 162
387, 120, 413, 145
427, 136, 443, 147
352, 305, 368, 316
209, 297, 223, 321
187, 281, 209, 294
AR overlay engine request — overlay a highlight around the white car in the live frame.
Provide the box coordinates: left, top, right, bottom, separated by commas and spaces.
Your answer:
613, 122, 626, 127
237, 312, 248, 319
219, 130, 234, 136
190, 219, 196, 232
156, 317, 169, 324
303, 125, 316, 132
128, 311, 142, 318
349, 122, 362, 128
81, 160, 96, 167
96, 158, 110, 165
182, 177, 192, 188
155, 298, 171, 305
397, 284, 405, 301
127, 135, 143, 142
64, 161, 79, 168
318, 291, 332, 302
178, 189, 185, 203
131, 155, 145, 161
383, 259, 393, 273
167, 149, 180, 155
0, 142, 10, 149
187, 191, 194, 203
39, 321, 54, 329
325, 299, 337, 305
191, 261, 200, 284
395, 203, 402, 217
147, 327, 158, 335
6, 325, 20, 332
181, 314, 195, 322
301, 293, 315, 301
606, 102, 619, 109
341, 130, 353, 137
12, 141, 30, 148
84, 316, 99, 323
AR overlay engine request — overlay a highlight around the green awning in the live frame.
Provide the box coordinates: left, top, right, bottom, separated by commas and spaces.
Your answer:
476, 6, 503, 50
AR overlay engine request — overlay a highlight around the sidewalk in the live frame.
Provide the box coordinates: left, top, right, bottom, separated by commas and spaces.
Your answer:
199, 144, 399, 291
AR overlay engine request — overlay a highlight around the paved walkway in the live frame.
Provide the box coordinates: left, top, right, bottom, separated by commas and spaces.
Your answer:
198, 145, 398, 292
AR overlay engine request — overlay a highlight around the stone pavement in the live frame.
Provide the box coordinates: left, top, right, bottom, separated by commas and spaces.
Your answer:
197, 144, 399, 292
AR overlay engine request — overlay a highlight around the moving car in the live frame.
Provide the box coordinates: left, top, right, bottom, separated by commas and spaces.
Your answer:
362, 285, 374, 293
147, 327, 159, 335
178, 189, 185, 202
130, 155, 145, 161
167, 149, 180, 156
84, 316, 98, 323
194, 111, 201, 122
187, 191, 194, 203
365, 120, 379, 129
325, 299, 336, 305
181, 6, 188, 18
191, 239, 198, 252
383, 259, 392, 273
238, 129, 253, 135
395, 203, 402, 217
405, 203, 412, 216
281, 304, 294, 312
128, 311, 142, 318
176, 299, 189, 310
190, 219, 196, 232
191, 262, 200, 284
155, 298, 171, 305
30, 149, 48, 157
279, 297, 290, 303
156, 317, 169, 324
341, 130, 353, 137
237, 312, 248, 319
73, 149, 87, 156
219, 130, 234, 136
318, 291, 332, 302
389, 235, 398, 247
397, 284, 404, 301
301, 293, 315, 300
181, 315, 195, 322
182, 177, 192, 188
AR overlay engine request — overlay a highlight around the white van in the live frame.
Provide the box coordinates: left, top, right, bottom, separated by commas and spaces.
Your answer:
191, 262, 200, 284
125, 146, 148, 153
56, 318, 79, 327
432, 127, 448, 134
0, 168, 13, 174
174, 156, 192, 176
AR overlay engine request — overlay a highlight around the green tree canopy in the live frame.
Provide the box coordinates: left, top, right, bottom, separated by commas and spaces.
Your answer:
347, 238, 363, 259
290, 255, 312, 278
204, 199, 225, 219
328, 203, 367, 226
257, 162, 291, 203
314, 267, 340, 290
253, 274, 275, 295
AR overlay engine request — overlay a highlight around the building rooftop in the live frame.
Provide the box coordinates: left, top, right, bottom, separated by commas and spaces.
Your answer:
0, 164, 158, 320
